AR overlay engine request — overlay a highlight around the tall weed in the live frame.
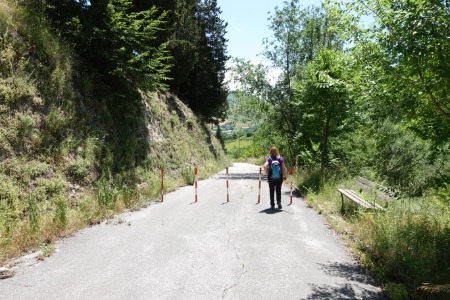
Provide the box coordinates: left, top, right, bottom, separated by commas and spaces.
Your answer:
18, 113, 34, 132
302, 174, 450, 298
113, 175, 136, 209
96, 179, 117, 210
66, 157, 90, 181
54, 196, 67, 228
27, 193, 39, 234
297, 167, 322, 195
181, 166, 195, 185
361, 208, 450, 289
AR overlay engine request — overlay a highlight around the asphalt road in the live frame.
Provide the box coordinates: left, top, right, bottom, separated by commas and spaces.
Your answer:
0, 163, 385, 299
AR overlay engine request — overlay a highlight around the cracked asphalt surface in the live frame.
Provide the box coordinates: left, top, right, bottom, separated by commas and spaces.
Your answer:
0, 163, 385, 299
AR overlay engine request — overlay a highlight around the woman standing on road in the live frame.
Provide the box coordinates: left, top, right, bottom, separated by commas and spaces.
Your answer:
263, 147, 287, 209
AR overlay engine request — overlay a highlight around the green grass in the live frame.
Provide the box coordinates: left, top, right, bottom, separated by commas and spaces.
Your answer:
0, 92, 230, 263
296, 169, 450, 299
224, 136, 267, 161
0, 1, 230, 264
225, 138, 252, 151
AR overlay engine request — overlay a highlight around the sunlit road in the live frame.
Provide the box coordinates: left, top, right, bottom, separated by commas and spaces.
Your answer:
0, 163, 385, 299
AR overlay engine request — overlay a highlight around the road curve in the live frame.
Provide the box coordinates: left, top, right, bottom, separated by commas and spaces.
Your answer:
0, 163, 385, 299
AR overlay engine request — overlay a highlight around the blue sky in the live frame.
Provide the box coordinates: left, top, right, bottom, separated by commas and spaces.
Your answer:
219, 0, 323, 63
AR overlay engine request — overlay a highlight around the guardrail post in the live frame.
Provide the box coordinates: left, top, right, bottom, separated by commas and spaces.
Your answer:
161, 168, 164, 202
226, 167, 229, 202
290, 168, 293, 205
258, 167, 262, 204
194, 167, 198, 203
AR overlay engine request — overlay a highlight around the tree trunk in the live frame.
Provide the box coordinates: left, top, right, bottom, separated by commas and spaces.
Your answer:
321, 108, 331, 172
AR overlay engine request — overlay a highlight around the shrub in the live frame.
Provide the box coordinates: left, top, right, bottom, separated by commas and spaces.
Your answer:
385, 283, 409, 300
35, 177, 66, 198
118, 184, 134, 208
334, 121, 450, 196
27, 193, 40, 234
45, 109, 66, 137
66, 157, 90, 180
0, 174, 20, 205
54, 196, 67, 228
23, 160, 51, 181
18, 113, 35, 132
112, 174, 136, 208
181, 166, 195, 185
435, 183, 450, 205
369, 121, 448, 196
96, 179, 117, 210
360, 207, 450, 292
297, 167, 322, 195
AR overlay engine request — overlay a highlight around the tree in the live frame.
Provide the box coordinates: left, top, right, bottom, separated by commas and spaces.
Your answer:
44, 0, 171, 94
178, 0, 229, 123
348, 0, 450, 143
230, 2, 353, 165
294, 49, 351, 171
264, 1, 344, 90
105, 0, 171, 91
262, 1, 346, 163
166, 0, 201, 90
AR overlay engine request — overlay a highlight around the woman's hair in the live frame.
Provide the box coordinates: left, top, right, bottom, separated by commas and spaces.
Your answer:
270, 147, 279, 157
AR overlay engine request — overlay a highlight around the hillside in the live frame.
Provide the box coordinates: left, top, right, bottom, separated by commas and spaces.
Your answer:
0, 0, 227, 262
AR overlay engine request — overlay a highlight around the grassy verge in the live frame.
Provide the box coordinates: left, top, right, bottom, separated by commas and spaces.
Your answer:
0, 0, 230, 265
0, 150, 228, 265
295, 169, 450, 299
0, 91, 230, 263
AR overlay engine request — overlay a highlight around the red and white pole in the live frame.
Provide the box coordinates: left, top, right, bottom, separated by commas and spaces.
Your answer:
226, 167, 229, 202
161, 168, 164, 202
290, 168, 293, 205
194, 167, 198, 202
258, 167, 262, 204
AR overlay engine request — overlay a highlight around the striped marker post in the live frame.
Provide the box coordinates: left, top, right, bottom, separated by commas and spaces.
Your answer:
161, 168, 164, 202
258, 167, 262, 204
194, 167, 198, 202
290, 168, 293, 205
226, 167, 229, 202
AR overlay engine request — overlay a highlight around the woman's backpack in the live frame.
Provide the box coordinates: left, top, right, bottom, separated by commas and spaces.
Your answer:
268, 156, 282, 179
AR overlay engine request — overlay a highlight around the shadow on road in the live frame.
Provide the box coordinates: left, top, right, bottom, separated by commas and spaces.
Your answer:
215, 173, 302, 200
215, 173, 265, 181
303, 262, 386, 300
303, 283, 385, 300
319, 262, 379, 285
282, 189, 303, 198
259, 208, 283, 214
